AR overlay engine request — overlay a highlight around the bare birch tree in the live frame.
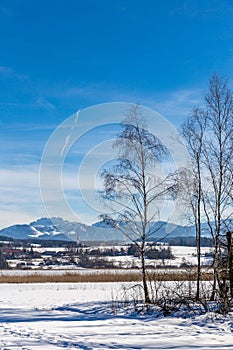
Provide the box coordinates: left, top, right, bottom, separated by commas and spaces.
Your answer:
100, 105, 176, 304
202, 74, 233, 304
181, 108, 206, 300
181, 74, 233, 308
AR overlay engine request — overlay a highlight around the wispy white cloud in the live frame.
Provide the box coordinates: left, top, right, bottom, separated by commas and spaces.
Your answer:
0, 98, 56, 112
0, 66, 56, 112
0, 65, 13, 74
0, 65, 28, 80
150, 88, 202, 123
0, 210, 37, 228
0, 163, 98, 226
0, 0, 13, 17
0, 77, 203, 228
0, 166, 46, 228
170, 0, 227, 18
46, 81, 202, 127
61, 110, 80, 157
0, 166, 40, 189
35, 97, 56, 111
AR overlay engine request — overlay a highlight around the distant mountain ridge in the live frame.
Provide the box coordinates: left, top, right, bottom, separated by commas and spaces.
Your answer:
0, 217, 212, 242
0, 217, 125, 241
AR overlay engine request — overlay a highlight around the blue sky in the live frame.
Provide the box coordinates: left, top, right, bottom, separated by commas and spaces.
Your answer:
0, 0, 233, 228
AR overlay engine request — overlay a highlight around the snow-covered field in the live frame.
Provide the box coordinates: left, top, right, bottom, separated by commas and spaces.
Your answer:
0, 282, 233, 349
5, 245, 213, 270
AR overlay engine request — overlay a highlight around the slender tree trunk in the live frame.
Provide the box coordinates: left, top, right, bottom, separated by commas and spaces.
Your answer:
211, 237, 218, 301
196, 219, 201, 300
141, 246, 151, 304
196, 161, 202, 300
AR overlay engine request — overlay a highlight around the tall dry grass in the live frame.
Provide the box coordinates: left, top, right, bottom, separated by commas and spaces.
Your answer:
0, 270, 213, 283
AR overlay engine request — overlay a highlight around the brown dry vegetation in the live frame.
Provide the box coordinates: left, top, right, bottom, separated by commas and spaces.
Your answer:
0, 270, 213, 283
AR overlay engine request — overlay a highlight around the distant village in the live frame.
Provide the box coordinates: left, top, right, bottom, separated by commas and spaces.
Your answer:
0, 236, 213, 270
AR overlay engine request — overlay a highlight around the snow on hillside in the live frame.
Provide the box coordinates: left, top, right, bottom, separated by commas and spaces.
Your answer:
0, 217, 126, 241
0, 282, 233, 349
0, 216, 209, 242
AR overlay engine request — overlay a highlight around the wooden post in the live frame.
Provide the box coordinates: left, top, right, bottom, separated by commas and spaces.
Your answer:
226, 231, 233, 298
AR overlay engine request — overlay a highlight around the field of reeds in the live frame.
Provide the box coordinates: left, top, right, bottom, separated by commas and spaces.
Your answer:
0, 269, 213, 283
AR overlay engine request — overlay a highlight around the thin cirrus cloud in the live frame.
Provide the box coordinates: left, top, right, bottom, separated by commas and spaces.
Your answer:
35, 97, 56, 111
0, 72, 202, 228
0, 165, 87, 228
0, 99, 56, 111
0, 65, 28, 81
51, 82, 202, 125
0, 65, 12, 74
0, 64, 202, 127
141, 89, 202, 123
0, 65, 56, 115
0, 166, 40, 191
0, 166, 43, 228
72, 84, 201, 111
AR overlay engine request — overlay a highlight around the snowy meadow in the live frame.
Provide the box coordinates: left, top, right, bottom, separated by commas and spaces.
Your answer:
0, 282, 233, 349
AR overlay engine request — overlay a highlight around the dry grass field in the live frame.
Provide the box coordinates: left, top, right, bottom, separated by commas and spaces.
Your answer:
0, 269, 213, 283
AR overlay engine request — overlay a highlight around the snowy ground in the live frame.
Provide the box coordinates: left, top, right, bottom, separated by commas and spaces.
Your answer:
0, 282, 233, 349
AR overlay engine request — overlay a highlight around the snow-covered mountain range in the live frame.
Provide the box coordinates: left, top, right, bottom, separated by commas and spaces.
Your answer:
0, 217, 217, 242
0, 217, 126, 241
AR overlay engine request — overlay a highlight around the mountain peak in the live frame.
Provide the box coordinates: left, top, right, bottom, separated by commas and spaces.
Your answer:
0, 217, 203, 242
